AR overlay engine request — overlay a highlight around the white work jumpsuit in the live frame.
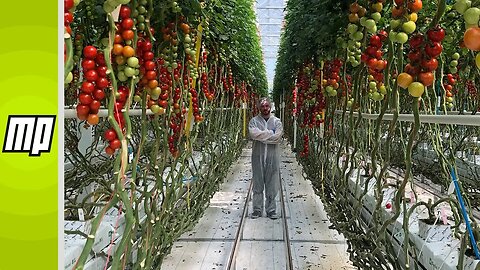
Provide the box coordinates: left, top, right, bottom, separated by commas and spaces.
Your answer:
248, 114, 283, 215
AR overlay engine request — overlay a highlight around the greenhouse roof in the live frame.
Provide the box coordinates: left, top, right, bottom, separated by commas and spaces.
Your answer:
255, 0, 286, 92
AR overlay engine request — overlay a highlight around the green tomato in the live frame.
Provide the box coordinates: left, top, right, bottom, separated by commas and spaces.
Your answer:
390, 19, 401, 30
449, 66, 458, 73
353, 31, 364, 41
347, 24, 358, 34
396, 32, 409, 44
402, 21, 416, 34
372, 92, 381, 101
127, 57, 139, 68
65, 72, 73, 84
463, 7, 480, 25
103, 1, 115, 13
326, 85, 334, 93
360, 17, 368, 27
371, 12, 382, 22
330, 89, 337, 96
450, 60, 458, 67
408, 82, 425, 97
133, 95, 142, 103
367, 25, 377, 34
369, 81, 377, 89
124, 66, 135, 77
454, 0, 471, 14
452, 52, 460, 60
379, 85, 387, 95
150, 104, 161, 114
117, 71, 128, 82
364, 19, 376, 30
389, 31, 398, 42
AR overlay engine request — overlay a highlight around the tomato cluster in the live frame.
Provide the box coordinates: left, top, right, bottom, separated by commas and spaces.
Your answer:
76, 46, 108, 125
64, 0, 74, 35
397, 26, 445, 97
168, 87, 184, 157
323, 59, 342, 97
104, 128, 121, 156
362, 31, 388, 82
390, 0, 421, 44
113, 6, 140, 82
200, 51, 215, 102
466, 80, 478, 101
300, 134, 309, 158
443, 73, 457, 110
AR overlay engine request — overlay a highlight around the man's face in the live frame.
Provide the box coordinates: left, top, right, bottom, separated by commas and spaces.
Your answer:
260, 101, 271, 116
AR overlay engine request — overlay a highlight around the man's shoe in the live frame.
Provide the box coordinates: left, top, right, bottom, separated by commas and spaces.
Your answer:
251, 210, 262, 219
267, 212, 279, 220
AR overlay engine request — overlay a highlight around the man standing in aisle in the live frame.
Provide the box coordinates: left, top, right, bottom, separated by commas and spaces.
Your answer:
248, 97, 283, 219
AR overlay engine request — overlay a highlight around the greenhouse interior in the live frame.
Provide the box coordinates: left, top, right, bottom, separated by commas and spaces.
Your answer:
63, 0, 480, 269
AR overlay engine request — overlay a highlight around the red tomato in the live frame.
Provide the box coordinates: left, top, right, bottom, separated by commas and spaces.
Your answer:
97, 77, 109, 89
110, 139, 121, 150
93, 89, 106, 100
146, 71, 157, 80
83, 46, 97, 59
119, 6, 131, 19
407, 49, 422, 63
425, 42, 443, 58
421, 58, 438, 71
85, 69, 99, 82
104, 129, 117, 141
79, 93, 93, 105
81, 59, 96, 70
121, 18, 134, 30
144, 61, 156, 71
96, 66, 108, 77
76, 104, 90, 116
370, 35, 382, 48
81, 81, 95, 94
105, 146, 115, 156
64, 12, 73, 25
419, 72, 434, 87
409, 34, 424, 48
427, 26, 445, 42
89, 100, 101, 113
143, 41, 153, 51
64, 0, 74, 10
96, 53, 106, 66
143, 51, 154, 61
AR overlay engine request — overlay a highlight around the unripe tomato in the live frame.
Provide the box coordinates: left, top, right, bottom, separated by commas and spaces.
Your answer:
408, 82, 425, 97
397, 73, 413, 89
87, 114, 100, 125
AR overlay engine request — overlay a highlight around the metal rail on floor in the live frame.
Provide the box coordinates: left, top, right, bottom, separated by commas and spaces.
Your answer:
278, 169, 294, 270
226, 180, 253, 270
226, 166, 294, 270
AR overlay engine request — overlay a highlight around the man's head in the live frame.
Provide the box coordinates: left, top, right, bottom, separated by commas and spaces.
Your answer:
258, 97, 271, 117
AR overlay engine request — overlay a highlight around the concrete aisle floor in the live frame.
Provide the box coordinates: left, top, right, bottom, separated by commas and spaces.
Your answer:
161, 142, 355, 270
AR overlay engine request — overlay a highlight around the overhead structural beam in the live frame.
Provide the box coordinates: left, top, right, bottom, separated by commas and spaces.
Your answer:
335, 110, 480, 127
